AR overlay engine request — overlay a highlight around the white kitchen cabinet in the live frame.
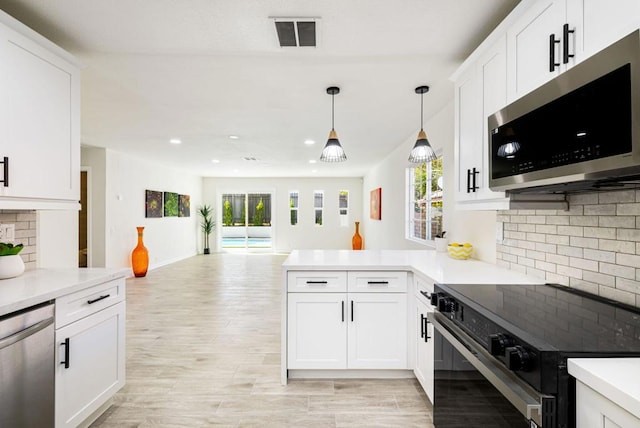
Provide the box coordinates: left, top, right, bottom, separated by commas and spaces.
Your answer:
576, 380, 640, 428
415, 295, 434, 403
348, 293, 407, 369
55, 279, 126, 428
577, 0, 640, 61
286, 270, 408, 372
506, 0, 572, 101
0, 12, 80, 210
454, 36, 510, 209
287, 292, 347, 369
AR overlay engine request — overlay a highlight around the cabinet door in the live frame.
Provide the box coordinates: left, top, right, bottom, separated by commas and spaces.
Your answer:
578, 0, 640, 61
287, 293, 347, 369
454, 65, 481, 203
507, 0, 566, 101
478, 35, 508, 202
347, 293, 407, 369
576, 381, 640, 428
0, 24, 80, 203
55, 301, 125, 428
414, 298, 434, 404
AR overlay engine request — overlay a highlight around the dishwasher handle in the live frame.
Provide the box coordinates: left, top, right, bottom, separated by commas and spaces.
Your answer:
0, 317, 54, 350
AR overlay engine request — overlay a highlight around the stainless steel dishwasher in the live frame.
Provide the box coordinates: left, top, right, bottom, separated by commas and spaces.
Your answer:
0, 301, 55, 427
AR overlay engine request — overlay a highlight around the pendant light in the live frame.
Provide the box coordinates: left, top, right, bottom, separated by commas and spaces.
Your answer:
409, 85, 437, 164
320, 86, 347, 162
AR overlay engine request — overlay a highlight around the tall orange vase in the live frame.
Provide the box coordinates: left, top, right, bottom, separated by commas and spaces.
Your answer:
352, 221, 363, 250
131, 226, 149, 277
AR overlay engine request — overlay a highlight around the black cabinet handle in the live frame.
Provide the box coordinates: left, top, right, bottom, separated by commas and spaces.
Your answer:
471, 168, 479, 192
420, 314, 425, 338
0, 157, 8, 187
466, 168, 471, 193
419, 290, 432, 300
351, 300, 354, 322
549, 34, 560, 72
424, 317, 431, 343
306, 281, 328, 285
367, 281, 389, 285
562, 23, 575, 64
342, 301, 345, 322
87, 294, 110, 304
61, 338, 70, 369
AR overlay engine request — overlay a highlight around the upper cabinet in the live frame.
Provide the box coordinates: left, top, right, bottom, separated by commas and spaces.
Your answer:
0, 12, 81, 210
452, 0, 640, 210
454, 35, 510, 209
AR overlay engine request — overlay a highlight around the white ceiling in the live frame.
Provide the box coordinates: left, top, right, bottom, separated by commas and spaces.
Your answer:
0, 0, 519, 177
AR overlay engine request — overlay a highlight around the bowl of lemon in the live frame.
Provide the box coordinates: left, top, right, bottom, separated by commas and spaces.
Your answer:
447, 242, 473, 260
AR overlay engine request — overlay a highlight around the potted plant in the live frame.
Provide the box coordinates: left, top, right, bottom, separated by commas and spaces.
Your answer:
198, 205, 214, 254
0, 242, 25, 279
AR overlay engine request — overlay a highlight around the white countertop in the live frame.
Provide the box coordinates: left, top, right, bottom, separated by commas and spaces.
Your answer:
568, 358, 640, 420
0, 268, 128, 316
283, 249, 543, 285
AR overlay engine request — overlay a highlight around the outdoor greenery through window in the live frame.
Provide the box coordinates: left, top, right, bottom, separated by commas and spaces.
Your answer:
338, 190, 348, 226
314, 191, 323, 226
407, 157, 443, 242
289, 191, 298, 226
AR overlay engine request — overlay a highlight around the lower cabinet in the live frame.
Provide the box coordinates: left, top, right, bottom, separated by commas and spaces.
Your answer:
576, 380, 640, 428
287, 271, 408, 371
288, 292, 407, 370
414, 297, 434, 403
55, 291, 125, 428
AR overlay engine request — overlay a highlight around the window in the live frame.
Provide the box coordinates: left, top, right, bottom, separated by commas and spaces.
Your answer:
407, 157, 443, 243
289, 191, 298, 226
314, 191, 323, 226
338, 190, 348, 226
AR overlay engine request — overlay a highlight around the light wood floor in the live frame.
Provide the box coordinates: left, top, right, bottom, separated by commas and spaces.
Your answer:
91, 253, 433, 427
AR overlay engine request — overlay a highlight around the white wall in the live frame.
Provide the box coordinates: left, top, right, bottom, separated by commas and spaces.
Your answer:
202, 177, 363, 252
87, 149, 202, 269
37, 210, 78, 267
362, 99, 497, 261
81, 146, 107, 267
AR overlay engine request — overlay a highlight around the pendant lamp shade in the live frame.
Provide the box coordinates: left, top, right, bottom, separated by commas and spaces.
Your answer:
320, 86, 347, 162
409, 85, 437, 164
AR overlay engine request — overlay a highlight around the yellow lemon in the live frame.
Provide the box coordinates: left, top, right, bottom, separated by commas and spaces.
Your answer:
463, 243, 472, 247
449, 242, 459, 247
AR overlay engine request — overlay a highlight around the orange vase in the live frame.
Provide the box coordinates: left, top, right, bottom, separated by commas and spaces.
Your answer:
131, 226, 149, 277
352, 221, 363, 250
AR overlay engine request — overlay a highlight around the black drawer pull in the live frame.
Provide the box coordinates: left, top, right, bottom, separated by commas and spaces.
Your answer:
549, 33, 560, 72
424, 316, 431, 343
306, 281, 328, 284
61, 338, 70, 369
562, 23, 574, 64
87, 294, 110, 304
419, 290, 431, 299
367, 281, 389, 285
1, 157, 8, 187
420, 314, 425, 338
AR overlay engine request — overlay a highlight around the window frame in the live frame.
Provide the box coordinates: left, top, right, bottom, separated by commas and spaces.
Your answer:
289, 191, 299, 226
313, 190, 324, 226
406, 154, 443, 246
338, 190, 349, 227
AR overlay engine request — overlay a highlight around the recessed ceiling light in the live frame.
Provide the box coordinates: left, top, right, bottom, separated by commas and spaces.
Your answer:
211, 159, 220, 163
311, 169, 318, 173
229, 135, 239, 140
169, 138, 181, 144
233, 169, 239, 173
304, 139, 315, 145
309, 159, 317, 164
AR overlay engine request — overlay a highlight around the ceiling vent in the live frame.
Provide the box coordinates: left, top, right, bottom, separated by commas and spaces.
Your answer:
272, 17, 319, 47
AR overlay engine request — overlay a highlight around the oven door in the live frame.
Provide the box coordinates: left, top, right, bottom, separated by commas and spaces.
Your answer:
430, 311, 549, 428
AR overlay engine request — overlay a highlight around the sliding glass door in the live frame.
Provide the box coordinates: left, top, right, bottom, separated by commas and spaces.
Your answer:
221, 193, 272, 250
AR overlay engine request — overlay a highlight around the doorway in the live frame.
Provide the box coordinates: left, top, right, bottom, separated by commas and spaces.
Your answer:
221, 193, 272, 251
78, 170, 88, 267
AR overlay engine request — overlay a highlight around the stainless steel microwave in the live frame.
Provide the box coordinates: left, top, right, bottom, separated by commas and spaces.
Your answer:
488, 30, 640, 194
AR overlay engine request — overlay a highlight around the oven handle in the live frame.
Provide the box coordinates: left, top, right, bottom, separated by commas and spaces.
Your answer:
429, 311, 549, 427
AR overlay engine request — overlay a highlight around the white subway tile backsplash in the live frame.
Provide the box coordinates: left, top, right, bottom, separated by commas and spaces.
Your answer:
0, 210, 37, 269
599, 239, 635, 254
583, 248, 616, 263
617, 203, 640, 216
497, 189, 640, 307
598, 190, 635, 204
569, 257, 599, 272
599, 216, 635, 228
584, 204, 616, 215
584, 227, 616, 239
569, 236, 599, 249
599, 262, 636, 280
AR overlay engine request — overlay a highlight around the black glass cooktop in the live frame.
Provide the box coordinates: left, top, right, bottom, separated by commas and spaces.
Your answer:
437, 283, 640, 354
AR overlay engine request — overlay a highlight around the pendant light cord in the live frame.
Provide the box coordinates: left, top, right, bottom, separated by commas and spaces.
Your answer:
332, 93, 335, 130
420, 92, 424, 131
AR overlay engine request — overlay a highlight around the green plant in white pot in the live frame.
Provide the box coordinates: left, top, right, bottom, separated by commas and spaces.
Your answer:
0, 242, 25, 279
